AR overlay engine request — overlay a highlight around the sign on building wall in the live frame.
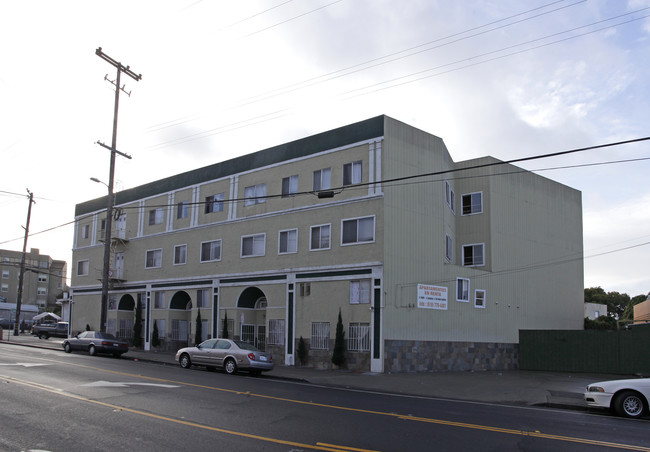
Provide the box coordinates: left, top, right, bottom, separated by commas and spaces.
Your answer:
417, 284, 448, 310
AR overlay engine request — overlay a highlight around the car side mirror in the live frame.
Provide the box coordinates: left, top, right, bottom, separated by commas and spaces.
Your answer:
197, 344, 201, 349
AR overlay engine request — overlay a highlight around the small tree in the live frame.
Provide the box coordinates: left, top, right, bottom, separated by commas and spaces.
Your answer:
151, 320, 160, 348
133, 299, 143, 347
297, 336, 307, 366
331, 309, 346, 368
195, 310, 203, 346
86, 324, 91, 331
222, 312, 229, 339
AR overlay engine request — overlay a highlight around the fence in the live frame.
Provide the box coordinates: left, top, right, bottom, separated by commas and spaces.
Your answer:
519, 326, 650, 374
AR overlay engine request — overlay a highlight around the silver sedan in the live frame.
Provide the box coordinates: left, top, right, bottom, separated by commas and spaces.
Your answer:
176, 338, 274, 376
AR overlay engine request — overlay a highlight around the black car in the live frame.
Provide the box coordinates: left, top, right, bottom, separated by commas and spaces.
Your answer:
62, 331, 129, 357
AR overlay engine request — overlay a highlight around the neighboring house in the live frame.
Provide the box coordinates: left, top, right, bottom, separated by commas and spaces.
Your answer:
633, 297, 650, 325
584, 302, 608, 320
0, 248, 68, 313
70, 115, 584, 373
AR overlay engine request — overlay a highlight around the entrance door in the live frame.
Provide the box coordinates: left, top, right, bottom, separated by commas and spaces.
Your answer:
116, 214, 126, 239
114, 252, 124, 279
256, 325, 266, 351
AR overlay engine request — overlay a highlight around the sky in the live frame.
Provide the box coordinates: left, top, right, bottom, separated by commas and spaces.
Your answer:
1, 0, 649, 298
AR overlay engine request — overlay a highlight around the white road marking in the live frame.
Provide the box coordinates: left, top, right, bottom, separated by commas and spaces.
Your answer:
0, 363, 51, 367
82, 380, 180, 388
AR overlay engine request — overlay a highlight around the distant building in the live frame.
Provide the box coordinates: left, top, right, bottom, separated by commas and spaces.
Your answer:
0, 248, 68, 314
584, 302, 608, 320
633, 296, 650, 325
71, 115, 584, 372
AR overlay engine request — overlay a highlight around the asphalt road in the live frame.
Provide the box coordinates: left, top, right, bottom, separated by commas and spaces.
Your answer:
1, 344, 649, 452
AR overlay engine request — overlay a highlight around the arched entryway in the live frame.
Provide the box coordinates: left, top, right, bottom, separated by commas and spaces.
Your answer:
116, 294, 135, 340
169, 291, 192, 347
237, 287, 267, 350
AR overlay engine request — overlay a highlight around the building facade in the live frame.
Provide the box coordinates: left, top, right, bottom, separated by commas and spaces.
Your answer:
0, 248, 68, 321
70, 116, 584, 372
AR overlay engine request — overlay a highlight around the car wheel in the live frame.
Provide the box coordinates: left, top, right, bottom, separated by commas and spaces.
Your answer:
224, 358, 237, 375
64, 343, 72, 353
39, 332, 48, 340
613, 391, 646, 418
179, 353, 192, 369
88, 344, 96, 356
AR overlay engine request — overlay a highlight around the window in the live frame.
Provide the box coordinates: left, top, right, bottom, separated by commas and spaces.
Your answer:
155, 319, 166, 338
177, 201, 189, 219
149, 208, 164, 225
171, 319, 188, 341
77, 260, 89, 276
461, 192, 483, 215
282, 175, 299, 197
154, 291, 166, 309
119, 319, 133, 339
457, 278, 470, 302
2, 270, 9, 279
81, 224, 90, 239
146, 249, 163, 268
313, 168, 331, 191
310, 224, 331, 250
348, 323, 370, 351
445, 234, 453, 262
241, 324, 255, 345
174, 244, 187, 265
242, 234, 265, 257
205, 193, 225, 213
108, 296, 117, 310
244, 184, 266, 206
1, 284, 7, 293
342, 216, 375, 244
37, 287, 47, 296
350, 280, 371, 304
475, 289, 486, 309
200, 240, 221, 262
268, 319, 285, 345
279, 229, 298, 254
197, 289, 209, 308
299, 282, 311, 297
462, 244, 485, 267
311, 322, 330, 350
445, 181, 455, 213
343, 161, 362, 185
38, 273, 47, 283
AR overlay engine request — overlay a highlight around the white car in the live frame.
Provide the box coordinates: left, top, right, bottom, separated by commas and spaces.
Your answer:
584, 378, 650, 418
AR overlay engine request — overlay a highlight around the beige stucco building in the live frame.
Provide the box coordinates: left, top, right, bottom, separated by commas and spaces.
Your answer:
70, 116, 584, 372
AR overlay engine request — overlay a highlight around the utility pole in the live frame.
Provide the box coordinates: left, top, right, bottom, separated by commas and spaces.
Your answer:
95, 47, 141, 332
14, 189, 35, 336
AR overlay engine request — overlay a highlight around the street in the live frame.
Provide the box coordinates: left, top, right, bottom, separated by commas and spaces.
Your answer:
1, 343, 649, 452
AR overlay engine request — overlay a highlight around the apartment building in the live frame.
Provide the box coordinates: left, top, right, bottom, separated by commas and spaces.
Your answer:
0, 248, 67, 319
71, 116, 584, 372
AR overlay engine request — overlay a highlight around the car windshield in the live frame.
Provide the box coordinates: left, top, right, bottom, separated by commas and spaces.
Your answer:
233, 340, 260, 351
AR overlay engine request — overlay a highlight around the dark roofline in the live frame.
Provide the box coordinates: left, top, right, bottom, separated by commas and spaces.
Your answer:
76, 115, 386, 216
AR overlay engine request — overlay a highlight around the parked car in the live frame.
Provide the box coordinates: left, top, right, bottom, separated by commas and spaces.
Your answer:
176, 338, 274, 375
62, 331, 128, 357
585, 378, 650, 418
32, 321, 69, 339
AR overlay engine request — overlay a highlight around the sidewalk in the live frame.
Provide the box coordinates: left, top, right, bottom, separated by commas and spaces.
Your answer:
0, 330, 613, 410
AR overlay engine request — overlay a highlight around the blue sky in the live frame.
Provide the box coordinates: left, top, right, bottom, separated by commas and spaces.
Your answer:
1, 0, 649, 297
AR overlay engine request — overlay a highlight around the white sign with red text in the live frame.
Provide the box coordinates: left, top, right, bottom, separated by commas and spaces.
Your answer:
417, 284, 448, 310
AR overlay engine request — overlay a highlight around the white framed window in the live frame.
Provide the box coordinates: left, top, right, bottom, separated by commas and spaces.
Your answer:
196, 289, 209, 308
282, 175, 299, 197
457, 278, 470, 302
154, 291, 166, 309
350, 280, 371, 304
461, 192, 483, 215
445, 181, 456, 213
244, 184, 266, 206
445, 234, 453, 262
242, 234, 265, 257
341, 216, 375, 245
81, 224, 90, 239
313, 168, 331, 191
174, 244, 187, 265
177, 201, 189, 219
279, 229, 298, 254
155, 319, 166, 338
38, 273, 47, 282
311, 322, 330, 350
310, 224, 331, 250
76, 260, 89, 276
268, 319, 285, 345
462, 243, 485, 267
171, 319, 188, 341
343, 161, 362, 186
1, 284, 8, 293
2, 270, 9, 279
200, 240, 222, 262
299, 282, 311, 297
37, 287, 47, 296
205, 193, 225, 213
149, 208, 164, 225
475, 289, 486, 309
348, 323, 370, 351
146, 249, 163, 268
